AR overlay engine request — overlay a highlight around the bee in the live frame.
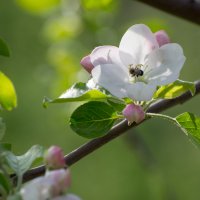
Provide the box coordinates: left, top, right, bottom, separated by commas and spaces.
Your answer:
129, 64, 144, 77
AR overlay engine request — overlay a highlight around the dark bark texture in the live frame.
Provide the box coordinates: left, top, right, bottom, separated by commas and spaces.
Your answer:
138, 0, 200, 25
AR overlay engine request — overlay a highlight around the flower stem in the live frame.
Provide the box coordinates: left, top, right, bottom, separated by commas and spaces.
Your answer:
146, 112, 176, 124
16, 175, 22, 191
143, 99, 157, 111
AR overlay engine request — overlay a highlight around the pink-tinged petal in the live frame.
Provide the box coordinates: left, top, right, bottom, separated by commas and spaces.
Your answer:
123, 104, 145, 125
80, 55, 94, 73
119, 24, 159, 65
145, 43, 186, 85
91, 64, 128, 98
45, 169, 71, 195
126, 82, 157, 101
154, 30, 170, 47
20, 169, 71, 200
90, 45, 123, 66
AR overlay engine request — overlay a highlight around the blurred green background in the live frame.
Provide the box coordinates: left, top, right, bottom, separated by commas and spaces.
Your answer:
1, 0, 200, 199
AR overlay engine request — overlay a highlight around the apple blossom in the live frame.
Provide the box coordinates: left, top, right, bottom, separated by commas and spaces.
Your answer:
81, 24, 185, 101
80, 29, 170, 72
44, 146, 66, 169
20, 169, 71, 200
122, 103, 145, 125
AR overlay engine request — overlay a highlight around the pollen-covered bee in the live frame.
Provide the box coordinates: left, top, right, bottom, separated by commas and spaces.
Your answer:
129, 64, 144, 77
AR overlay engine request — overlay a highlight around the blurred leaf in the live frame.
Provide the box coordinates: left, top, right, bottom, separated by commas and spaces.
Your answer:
4, 145, 44, 177
0, 143, 11, 153
43, 15, 82, 42
82, 0, 114, 10
43, 82, 110, 107
70, 101, 119, 138
0, 170, 12, 194
0, 118, 6, 141
142, 18, 169, 33
15, 0, 60, 15
176, 112, 200, 144
0, 71, 17, 111
154, 80, 195, 99
0, 38, 10, 57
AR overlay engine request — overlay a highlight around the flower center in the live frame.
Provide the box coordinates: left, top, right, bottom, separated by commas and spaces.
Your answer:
128, 64, 149, 84
129, 64, 144, 78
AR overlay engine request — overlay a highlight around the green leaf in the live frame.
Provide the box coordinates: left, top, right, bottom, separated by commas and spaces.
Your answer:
0, 38, 10, 57
176, 112, 200, 144
154, 80, 195, 99
70, 101, 119, 138
82, 0, 114, 10
0, 71, 17, 111
0, 170, 12, 194
3, 145, 44, 177
43, 82, 110, 107
0, 118, 6, 141
16, 0, 60, 15
107, 98, 125, 112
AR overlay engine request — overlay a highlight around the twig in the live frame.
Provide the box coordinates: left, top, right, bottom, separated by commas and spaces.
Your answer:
137, 0, 200, 25
14, 80, 200, 183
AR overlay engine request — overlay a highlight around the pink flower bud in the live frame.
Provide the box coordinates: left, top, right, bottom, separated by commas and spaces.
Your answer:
154, 30, 170, 47
122, 104, 145, 125
44, 146, 66, 169
80, 55, 94, 73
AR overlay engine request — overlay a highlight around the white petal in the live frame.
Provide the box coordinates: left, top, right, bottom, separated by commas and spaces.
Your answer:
119, 24, 159, 66
90, 46, 123, 67
91, 64, 128, 98
145, 43, 186, 85
126, 82, 157, 101
86, 78, 98, 89
20, 177, 53, 200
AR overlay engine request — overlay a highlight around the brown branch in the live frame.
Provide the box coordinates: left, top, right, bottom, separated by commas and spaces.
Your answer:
17, 80, 200, 183
137, 0, 200, 25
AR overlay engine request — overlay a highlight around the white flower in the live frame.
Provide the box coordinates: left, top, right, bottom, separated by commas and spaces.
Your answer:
20, 169, 71, 200
86, 24, 185, 101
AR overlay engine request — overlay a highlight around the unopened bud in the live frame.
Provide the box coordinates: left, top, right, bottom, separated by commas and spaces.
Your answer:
122, 104, 145, 125
44, 146, 66, 169
154, 30, 170, 47
80, 55, 94, 73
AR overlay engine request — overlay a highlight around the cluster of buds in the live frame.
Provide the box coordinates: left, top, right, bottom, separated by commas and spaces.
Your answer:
20, 146, 81, 200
